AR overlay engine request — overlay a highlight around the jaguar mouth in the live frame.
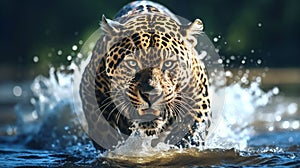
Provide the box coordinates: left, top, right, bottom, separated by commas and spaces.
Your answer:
139, 107, 160, 117
135, 108, 163, 121
139, 113, 156, 121
131, 107, 167, 136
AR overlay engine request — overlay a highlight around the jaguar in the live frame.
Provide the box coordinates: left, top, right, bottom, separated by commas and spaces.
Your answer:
80, 0, 211, 151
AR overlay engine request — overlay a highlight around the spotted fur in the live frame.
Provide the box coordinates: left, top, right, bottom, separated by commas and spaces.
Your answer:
80, 1, 211, 150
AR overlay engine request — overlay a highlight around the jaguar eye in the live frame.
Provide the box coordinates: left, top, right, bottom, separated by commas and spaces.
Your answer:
126, 59, 139, 68
163, 60, 175, 69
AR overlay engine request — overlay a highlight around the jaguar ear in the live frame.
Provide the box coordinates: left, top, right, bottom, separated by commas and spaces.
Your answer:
182, 19, 204, 47
186, 19, 203, 35
101, 15, 123, 34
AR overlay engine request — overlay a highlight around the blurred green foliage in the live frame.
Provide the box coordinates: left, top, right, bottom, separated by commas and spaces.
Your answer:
0, 0, 299, 80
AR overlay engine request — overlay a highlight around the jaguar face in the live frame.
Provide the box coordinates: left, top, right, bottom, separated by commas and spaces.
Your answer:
106, 36, 193, 136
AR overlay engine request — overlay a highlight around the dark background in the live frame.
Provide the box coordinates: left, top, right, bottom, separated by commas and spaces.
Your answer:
0, 0, 299, 82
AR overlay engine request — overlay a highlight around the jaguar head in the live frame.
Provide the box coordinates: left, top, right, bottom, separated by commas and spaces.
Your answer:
100, 14, 204, 136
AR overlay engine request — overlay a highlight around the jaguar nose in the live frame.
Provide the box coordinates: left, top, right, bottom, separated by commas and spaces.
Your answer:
139, 89, 163, 106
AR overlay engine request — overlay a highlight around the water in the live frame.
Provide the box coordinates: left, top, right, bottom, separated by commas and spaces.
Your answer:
1, 66, 299, 167
1, 31, 300, 168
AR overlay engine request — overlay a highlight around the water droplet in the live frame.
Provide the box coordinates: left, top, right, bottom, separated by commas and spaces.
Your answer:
67, 55, 72, 61
225, 71, 233, 77
13, 86, 22, 97
33, 56, 39, 63
77, 53, 83, 58
287, 103, 297, 114
257, 59, 262, 65
79, 40, 83, 45
218, 35, 221, 39
250, 49, 255, 53
32, 110, 38, 120
275, 115, 281, 121
258, 22, 262, 27
217, 59, 223, 64
226, 59, 230, 64
6, 126, 15, 136
272, 87, 279, 95
282, 121, 290, 129
30, 98, 36, 105
291, 121, 299, 129
237, 39, 241, 43
241, 76, 248, 84
230, 55, 236, 60
241, 60, 246, 64
57, 50, 63, 55
64, 126, 70, 131
72, 45, 78, 51
268, 126, 274, 131
256, 76, 262, 83
213, 37, 218, 42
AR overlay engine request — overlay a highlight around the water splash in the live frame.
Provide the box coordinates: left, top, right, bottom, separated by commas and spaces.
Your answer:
7, 49, 293, 154
8, 44, 298, 164
6, 20, 298, 161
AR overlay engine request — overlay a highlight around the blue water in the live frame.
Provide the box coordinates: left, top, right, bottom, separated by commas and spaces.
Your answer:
0, 131, 299, 167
